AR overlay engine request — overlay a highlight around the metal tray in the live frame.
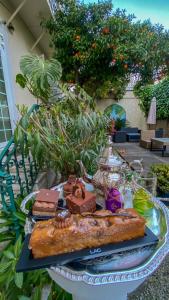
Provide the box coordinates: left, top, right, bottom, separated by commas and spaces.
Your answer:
16, 227, 158, 273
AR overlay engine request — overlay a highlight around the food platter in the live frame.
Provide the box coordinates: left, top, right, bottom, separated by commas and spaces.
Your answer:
19, 180, 167, 280
16, 226, 158, 273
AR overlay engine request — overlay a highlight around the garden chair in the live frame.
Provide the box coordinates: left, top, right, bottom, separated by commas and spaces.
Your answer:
140, 130, 155, 149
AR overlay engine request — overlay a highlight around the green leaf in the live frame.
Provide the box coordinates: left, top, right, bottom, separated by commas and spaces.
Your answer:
0, 271, 9, 283
14, 235, 22, 257
0, 291, 6, 300
18, 296, 31, 300
16, 74, 27, 88
32, 286, 41, 300
0, 232, 14, 242
0, 262, 12, 273
13, 212, 26, 223
0, 220, 12, 228
3, 250, 15, 260
14, 272, 23, 289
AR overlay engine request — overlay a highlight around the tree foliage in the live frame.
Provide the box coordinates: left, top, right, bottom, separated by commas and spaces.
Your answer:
44, 0, 169, 99
134, 77, 169, 119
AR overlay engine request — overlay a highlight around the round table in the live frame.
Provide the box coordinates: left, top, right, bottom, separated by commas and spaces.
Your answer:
22, 190, 169, 300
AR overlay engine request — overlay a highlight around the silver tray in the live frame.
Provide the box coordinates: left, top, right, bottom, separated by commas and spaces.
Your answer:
21, 184, 169, 285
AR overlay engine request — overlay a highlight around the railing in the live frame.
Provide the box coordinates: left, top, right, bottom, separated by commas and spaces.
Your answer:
47, 0, 57, 15
0, 104, 39, 219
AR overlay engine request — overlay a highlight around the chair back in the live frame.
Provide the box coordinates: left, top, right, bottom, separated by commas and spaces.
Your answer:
122, 127, 138, 133
141, 130, 155, 141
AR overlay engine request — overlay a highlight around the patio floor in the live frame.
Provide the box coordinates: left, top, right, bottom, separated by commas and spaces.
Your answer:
113, 142, 169, 172
112, 143, 169, 300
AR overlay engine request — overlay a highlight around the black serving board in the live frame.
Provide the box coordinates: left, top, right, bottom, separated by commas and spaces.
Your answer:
16, 227, 158, 273
28, 200, 103, 221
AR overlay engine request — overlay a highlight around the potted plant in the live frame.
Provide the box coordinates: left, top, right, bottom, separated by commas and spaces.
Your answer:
15, 55, 108, 181
115, 118, 125, 131
151, 164, 169, 198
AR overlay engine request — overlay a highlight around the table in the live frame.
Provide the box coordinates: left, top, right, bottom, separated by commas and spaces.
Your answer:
47, 197, 169, 300
151, 138, 169, 156
22, 188, 169, 300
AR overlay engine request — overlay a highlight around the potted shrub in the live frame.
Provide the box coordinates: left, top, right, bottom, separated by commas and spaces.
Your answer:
115, 118, 125, 131
15, 55, 108, 181
151, 164, 169, 198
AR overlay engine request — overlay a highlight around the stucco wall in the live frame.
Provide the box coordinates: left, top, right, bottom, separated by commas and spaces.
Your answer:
96, 91, 147, 130
0, 1, 42, 108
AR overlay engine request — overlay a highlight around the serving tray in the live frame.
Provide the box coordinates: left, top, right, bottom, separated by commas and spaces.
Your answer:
16, 227, 158, 273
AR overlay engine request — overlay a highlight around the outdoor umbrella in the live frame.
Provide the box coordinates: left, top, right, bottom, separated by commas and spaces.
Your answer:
147, 97, 156, 125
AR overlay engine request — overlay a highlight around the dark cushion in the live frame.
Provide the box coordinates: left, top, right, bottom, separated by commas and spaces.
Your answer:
155, 128, 164, 138
113, 131, 127, 143
121, 127, 138, 133
127, 133, 140, 142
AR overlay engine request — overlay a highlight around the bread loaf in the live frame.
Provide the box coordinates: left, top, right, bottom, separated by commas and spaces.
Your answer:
29, 208, 145, 259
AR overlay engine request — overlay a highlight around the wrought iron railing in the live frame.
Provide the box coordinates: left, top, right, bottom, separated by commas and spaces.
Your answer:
47, 0, 57, 15
0, 104, 39, 216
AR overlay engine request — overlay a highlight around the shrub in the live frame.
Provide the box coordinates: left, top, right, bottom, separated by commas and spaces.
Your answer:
151, 164, 169, 193
134, 77, 169, 119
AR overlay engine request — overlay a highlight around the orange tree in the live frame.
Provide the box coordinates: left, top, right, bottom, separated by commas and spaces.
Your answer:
44, 0, 169, 99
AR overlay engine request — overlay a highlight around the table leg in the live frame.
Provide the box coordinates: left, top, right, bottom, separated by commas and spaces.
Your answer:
162, 145, 166, 157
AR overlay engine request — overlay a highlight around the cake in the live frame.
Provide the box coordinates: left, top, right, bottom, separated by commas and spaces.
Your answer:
29, 208, 146, 258
66, 181, 96, 213
63, 175, 77, 197
32, 189, 59, 216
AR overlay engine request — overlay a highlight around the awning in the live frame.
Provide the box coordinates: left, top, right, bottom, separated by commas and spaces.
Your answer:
7, 0, 53, 57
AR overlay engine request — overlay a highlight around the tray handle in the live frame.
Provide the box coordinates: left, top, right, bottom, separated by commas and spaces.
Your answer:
20, 191, 39, 215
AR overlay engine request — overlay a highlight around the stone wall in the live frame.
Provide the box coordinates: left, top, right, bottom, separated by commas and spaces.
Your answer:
156, 120, 169, 135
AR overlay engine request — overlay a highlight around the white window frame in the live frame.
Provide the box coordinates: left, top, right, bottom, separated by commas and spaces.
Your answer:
0, 24, 17, 148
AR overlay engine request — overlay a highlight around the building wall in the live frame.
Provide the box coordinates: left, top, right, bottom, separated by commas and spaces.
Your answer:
96, 90, 147, 130
0, 1, 42, 108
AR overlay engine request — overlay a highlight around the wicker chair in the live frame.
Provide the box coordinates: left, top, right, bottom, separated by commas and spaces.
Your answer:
140, 130, 155, 149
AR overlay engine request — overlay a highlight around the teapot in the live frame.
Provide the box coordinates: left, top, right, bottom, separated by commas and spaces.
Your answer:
77, 155, 126, 192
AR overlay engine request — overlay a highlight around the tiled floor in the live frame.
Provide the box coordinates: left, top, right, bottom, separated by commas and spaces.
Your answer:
113, 143, 169, 300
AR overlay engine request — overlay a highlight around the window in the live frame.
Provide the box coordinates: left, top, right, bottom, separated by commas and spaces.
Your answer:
0, 27, 16, 147
0, 51, 12, 143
